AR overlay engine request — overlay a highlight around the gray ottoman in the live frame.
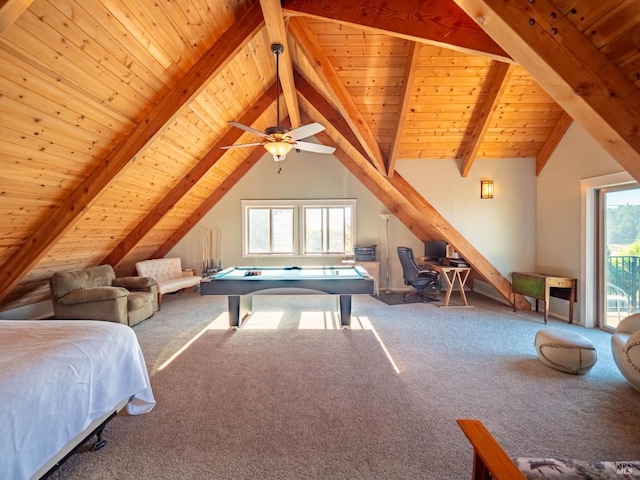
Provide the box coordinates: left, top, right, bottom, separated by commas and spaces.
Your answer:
534, 328, 597, 374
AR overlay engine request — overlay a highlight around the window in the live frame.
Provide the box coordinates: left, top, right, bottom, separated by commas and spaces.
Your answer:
242, 199, 356, 257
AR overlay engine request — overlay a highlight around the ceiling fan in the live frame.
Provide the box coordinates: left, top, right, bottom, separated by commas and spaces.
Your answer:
221, 43, 336, 162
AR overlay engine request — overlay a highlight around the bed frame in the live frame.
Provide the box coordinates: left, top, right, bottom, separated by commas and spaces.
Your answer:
33, 396, 131, 480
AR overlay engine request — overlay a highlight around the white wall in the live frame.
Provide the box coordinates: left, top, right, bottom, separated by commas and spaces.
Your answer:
169, 150, 395, 276
536, 122, 626, 323
395, 157, 537, 279
169, 148, 538, 296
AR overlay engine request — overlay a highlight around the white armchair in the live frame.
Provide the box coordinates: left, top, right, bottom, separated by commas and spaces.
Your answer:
611, 313, 640, 392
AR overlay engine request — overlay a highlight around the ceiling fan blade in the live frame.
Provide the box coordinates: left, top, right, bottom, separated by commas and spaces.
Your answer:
221, 142, 266, 150
288, 122, 325, 140
228, 121, 268, 138
294, 140, 336, 154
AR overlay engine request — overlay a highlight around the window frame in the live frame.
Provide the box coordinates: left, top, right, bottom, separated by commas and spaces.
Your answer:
242, 199, 357, 258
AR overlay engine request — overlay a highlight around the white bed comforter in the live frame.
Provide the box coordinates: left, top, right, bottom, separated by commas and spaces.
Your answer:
0, 320, 156, 480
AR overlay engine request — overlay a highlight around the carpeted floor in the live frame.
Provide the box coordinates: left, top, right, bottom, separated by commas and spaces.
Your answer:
48, 291, 640, 480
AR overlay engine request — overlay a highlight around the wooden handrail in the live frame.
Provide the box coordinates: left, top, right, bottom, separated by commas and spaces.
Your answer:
457, 419, 526, 480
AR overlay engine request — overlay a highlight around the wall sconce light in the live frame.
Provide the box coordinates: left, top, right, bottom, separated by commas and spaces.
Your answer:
480, 180, 494, 199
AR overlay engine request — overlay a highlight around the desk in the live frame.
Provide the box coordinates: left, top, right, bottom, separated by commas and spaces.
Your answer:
512, 272, 577, 324
424, 262, 473, 307
200, 266, 374, 327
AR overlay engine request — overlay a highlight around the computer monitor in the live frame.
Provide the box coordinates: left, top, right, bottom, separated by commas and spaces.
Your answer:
424, 240, 447, 260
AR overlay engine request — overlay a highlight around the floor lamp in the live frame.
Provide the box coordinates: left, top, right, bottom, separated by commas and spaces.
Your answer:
380, 213, 392, 293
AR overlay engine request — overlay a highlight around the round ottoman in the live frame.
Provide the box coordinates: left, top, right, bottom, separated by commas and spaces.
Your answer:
534, 328, 597, 374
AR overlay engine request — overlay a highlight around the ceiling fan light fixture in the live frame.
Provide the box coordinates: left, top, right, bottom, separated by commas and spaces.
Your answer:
264, 140, 293, 160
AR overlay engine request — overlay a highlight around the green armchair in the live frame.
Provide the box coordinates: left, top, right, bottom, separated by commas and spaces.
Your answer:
50, 264, 158, 326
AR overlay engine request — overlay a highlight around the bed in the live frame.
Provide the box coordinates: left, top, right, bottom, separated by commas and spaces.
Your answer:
0, 319, 156, 480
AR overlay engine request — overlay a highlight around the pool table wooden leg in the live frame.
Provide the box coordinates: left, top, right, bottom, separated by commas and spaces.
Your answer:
339, 294, 351, 327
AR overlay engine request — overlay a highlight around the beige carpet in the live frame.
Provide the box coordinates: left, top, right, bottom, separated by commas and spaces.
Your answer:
48, 291, 640, 479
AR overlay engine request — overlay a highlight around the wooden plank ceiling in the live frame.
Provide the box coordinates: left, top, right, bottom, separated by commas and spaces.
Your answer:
1, 0, 639, 313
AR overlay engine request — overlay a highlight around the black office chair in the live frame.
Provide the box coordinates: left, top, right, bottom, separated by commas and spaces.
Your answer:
397, 246, 440, 302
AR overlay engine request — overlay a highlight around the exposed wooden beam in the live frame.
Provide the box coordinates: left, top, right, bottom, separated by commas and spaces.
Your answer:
536, 111, 573, 175
316, 129, 433, 241
387, 42, 421, 176
0, 0, 33, 36
152, 147, 265, 259
282, 0, 511, 62
298, 71, 526, 308
259, 0, 301, 128
288, 16, 388, 175
101, 84, 276, 268
294, 70, 368, 160
452, 0, 640, 184
0, 3, 265, 303
460, 62, 513, 177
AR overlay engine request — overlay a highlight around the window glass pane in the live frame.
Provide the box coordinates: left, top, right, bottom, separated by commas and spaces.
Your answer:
305, 208, 322, 253
328, 207, 345, 252
603, 187, 640, 329
272, 208, 294, 253
242, 199, 355, 257
344, 207, 352, 252
248, 209, 270, 253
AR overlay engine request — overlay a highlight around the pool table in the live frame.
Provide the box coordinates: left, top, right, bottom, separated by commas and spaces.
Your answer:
200, 266, 375, 327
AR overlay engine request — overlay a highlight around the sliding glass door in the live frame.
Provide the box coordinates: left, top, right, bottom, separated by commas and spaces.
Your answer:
599, 185, 640, 330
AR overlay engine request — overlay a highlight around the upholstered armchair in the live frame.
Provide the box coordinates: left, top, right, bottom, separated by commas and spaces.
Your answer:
50, 265, 158, 326
611, 313, 640, 391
